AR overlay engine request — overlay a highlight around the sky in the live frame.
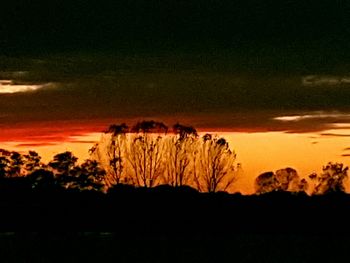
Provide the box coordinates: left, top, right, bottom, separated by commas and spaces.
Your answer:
1, 1, 350, 183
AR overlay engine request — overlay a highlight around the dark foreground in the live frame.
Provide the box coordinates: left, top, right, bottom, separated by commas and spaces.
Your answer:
0, 183, 349, 262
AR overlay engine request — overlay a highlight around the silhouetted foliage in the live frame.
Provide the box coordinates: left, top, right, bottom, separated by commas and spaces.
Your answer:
2, 121, 349, 198
107, 123, 129, 135
131, 120, 168, 134
48, 151, 78, 187
48, 152, 77, 173
0, 149, 44, 179
28, 169, 57, 190
172, 123, 198, 140
0, 155, 10, 178
255, 168, 304, 194
255, 172, 278, 194
298, 178, 309, 192
8, 152, 24, 177
71, 160, 106, 191
23, 151, 43, 174
311, 162, 348, 195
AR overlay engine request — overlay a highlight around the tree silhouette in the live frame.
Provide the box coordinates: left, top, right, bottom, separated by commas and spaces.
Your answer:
0, 156, 10, 178
312, 162, 348, 195
255, 168, 303, 194
125, 121, 168, 187
92, 122, 240, 192
0, 150, 28, 178
91, 124, 129, 187
70, 160, 106, 191
164, 124, 198, 187
28, 169, 57, 190
23, 151, 43, 175
127, 136, 164, 188
275, 168, 300, 191
131, 120, 168, 134
48, 151, 78, 188
172, 123, 198, 140
0, 149, 43, 179
8, 152, 24, 177
194, 134, 237, 192
255, 171, 278, 194
297, 178, 309, 192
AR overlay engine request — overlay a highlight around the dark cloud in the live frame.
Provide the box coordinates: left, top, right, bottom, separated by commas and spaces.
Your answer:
0, 50, 350, 140
2, 0, 350, 58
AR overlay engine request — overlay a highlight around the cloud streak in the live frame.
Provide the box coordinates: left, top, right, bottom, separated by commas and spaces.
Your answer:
273, 112, 350, 122
0, 80, 52, 94
302, 75, 350, 87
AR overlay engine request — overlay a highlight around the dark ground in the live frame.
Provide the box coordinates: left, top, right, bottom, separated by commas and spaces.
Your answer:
0, 182, 348, 262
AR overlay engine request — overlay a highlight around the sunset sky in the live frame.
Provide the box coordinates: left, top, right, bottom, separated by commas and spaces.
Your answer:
1, 1, 350, 191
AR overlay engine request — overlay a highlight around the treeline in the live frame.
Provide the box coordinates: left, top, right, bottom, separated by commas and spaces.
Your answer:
255, 163, 348, 195
0, 120, 348, 195
0, 149, 105, 192
90, 121, 238, 192
0, 121, 238, 193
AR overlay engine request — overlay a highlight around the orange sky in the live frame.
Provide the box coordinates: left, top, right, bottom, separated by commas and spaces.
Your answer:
2, 124, 350, 194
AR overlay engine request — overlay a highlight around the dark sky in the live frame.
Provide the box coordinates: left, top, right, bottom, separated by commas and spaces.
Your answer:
1, 0, 350, 56
1, 0, 350, 137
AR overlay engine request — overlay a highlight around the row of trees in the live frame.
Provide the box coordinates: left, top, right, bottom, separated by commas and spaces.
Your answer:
0, 149, 105, 191
255, 163, 349, 195
90, 121, 238, 192
0, 121, 239, 193
0, 121, 349, 195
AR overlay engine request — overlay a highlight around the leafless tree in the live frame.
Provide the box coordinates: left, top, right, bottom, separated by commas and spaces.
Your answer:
90, 124, 129, 187
91, 122, 241, 192
163, 124, 198, 187
126, 121, 168, 187
194, 134, 237, 192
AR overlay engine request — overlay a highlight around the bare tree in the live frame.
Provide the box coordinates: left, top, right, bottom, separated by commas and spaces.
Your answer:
163, 124, 198, 187
90, 124, 129, 187
126, 121, 168, 188
90, 122, 241, 192
195, 134, 237, 192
